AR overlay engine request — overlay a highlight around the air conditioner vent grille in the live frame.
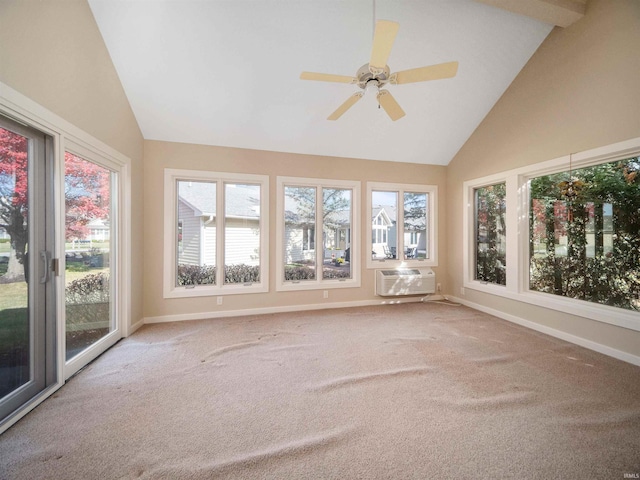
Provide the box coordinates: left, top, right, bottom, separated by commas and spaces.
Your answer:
375, 268, 436, 296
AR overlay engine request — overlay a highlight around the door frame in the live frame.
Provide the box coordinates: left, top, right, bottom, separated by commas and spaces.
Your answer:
62, 140, 126, 379
0, 81, 132, 433
0, 114, 56, 424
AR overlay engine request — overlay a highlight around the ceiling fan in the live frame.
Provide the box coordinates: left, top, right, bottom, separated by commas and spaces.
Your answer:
300, 20, 459, 121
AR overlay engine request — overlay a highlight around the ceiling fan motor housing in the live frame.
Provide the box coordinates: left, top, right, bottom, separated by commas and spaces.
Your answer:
357, 63, 390, 89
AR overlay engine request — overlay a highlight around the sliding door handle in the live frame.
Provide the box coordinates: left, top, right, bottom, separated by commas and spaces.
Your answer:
40, 250, 50, 284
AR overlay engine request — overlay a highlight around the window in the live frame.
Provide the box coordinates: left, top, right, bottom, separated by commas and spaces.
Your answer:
277, 177, 360, 291
475, 183, 506, 285
367, 182, 437, 268
164, 169, 269, 298
529, 158, 639, 311
463, 136, 640, 332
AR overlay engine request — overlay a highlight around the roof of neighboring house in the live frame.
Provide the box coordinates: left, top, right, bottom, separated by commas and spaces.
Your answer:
178, 182, 260, 218
372, 205, 397, 223
373, 205, 426, 230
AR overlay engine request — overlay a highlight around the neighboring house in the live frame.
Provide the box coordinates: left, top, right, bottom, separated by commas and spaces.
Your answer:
178, 182, 260, 267
371, 205, 426, 259
85, 218, 110, 242
284, 197, 352, 265
372, 205, 397, 258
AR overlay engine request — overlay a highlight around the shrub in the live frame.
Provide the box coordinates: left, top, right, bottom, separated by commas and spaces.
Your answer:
177, 264, 216, 285
284, 265, 316, 281
177, 263, 262, 285
224, 264, 260, 284
65, 273, 110, 330
322, 267, 351, 279
66, 273, 110, 305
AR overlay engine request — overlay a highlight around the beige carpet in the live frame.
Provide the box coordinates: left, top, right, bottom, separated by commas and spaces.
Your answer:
1, 302, 639, 479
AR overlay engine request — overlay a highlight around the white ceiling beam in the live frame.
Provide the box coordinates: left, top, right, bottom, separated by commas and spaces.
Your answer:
474, 0, 586, 27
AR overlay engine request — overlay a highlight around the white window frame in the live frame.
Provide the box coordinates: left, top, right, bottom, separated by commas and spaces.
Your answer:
463, 136, 640, 332
366, 182, 438, 269
276, 176, 361, 292
163, 168, 269, 298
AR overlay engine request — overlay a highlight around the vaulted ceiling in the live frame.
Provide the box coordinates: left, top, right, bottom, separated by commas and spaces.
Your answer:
89, 0, 584, 166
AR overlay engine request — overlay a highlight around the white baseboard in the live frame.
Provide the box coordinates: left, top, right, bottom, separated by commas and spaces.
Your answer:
143, 296, 427, 324
449, 296, 640, 367
128, 318, 145, 336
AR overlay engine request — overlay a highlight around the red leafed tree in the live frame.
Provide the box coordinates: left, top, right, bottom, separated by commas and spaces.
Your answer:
64, 152, 110, 242
0, 127, 110, 283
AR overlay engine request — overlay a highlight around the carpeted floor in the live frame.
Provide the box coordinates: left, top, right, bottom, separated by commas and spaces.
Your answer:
1, 302, 639, 479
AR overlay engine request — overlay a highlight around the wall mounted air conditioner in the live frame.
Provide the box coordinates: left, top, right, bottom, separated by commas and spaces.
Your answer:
375, 268, 436, 296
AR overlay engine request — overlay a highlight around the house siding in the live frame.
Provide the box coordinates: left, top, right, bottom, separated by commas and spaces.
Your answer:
202, 222, 216, 265
284, 225, 315, 264
225, 218, 260, 266
178, 199, 201, 266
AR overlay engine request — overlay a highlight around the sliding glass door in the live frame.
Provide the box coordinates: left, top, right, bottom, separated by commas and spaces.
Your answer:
0, 115, 55, 424
64, 149, 119, 374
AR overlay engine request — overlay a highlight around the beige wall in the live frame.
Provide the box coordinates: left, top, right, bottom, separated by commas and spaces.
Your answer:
143, 140, 447, 319
446, 0, 640, 357
0, 0, 145, 327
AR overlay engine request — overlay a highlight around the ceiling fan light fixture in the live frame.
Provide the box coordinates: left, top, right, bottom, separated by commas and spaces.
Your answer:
365, 79, 381, 95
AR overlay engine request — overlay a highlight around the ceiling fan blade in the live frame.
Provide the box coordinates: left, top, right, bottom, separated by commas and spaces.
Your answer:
377, 90, 405, 121
328, 92, 364, 121
390, 61, 459, 85
300, 72, 357, 84
369, 20, 399, 72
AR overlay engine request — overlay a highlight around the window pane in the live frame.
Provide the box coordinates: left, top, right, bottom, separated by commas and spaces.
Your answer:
529, 157, 640, 311
475, 183, 506, 285
176, 180, 216, 286
284, 186, 316, 281
224, 183, 261, 284
323, 188, 352, 280
372, 191, 397, 260
64, 152, 113, 360
404, 192, 428, 260
0, 127, 30, 395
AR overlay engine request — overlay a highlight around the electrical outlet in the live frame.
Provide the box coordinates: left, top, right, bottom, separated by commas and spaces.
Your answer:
323, 290, 329, 299
436, 283, 442, 293
217, 297, 223, 305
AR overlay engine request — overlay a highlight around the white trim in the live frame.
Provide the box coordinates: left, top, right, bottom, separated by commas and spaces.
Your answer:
462, 136, 640, 333
129, 317, 145, 334
449, 296, 640, 367
366, 181, 438, 269
276, 176, 361, 292
143, 296, 426, 324
163, 168, 269, 298
0, 384, 63, 435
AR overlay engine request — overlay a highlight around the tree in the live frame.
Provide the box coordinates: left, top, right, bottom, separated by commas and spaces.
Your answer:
529, 157, 640, 310
64, 152, 111, 242
0, 127, 110, 283
0, 127, 29, 283
476, 184, 506, 284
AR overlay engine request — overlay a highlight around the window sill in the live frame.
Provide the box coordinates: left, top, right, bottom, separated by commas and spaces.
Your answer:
276, 278, 361, 292
163, 283, 268, 299
463, 280, 640, 332
367, 258, 437, 269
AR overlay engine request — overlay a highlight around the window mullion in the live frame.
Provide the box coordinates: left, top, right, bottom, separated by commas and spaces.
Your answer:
316, 186, 323, 283
216, 179, 224, 288
397, 190, 404, 259
505, 174, 520, 293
